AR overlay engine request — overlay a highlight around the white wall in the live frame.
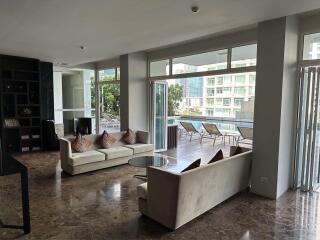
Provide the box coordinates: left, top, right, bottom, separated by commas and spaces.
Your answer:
53, 72, 63, 124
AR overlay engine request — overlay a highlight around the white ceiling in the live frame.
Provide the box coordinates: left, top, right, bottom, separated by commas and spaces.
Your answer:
0, 0, 319, 67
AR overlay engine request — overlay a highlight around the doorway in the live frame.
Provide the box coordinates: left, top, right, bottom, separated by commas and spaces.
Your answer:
294, 66, 320, 191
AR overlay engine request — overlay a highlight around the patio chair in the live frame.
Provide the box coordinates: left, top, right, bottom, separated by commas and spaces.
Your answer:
180, 122, 201, 142
200, 123, 223, 146
236, 127, 253, 146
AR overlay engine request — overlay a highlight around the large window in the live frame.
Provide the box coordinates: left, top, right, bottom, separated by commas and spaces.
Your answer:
149, 44, 257, 78
150, 43, 256, 121
172, 49, 228, 74
166, 73, 255, 119
231, 44, 257, 68
303, 33, 320, 60
98, 68, 120, 132
150, 59, 170, 77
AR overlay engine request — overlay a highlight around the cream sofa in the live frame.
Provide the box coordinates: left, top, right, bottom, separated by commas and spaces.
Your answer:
59, 131, 154, 175
137, 147, 252, 230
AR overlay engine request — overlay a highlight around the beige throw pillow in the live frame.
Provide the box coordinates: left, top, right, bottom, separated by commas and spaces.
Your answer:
71, 133, 91, 153
99, 130, 117, 148
123, 129, 136, 144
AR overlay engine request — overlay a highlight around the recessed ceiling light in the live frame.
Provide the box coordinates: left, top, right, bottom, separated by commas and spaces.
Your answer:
191, 6, 199, 13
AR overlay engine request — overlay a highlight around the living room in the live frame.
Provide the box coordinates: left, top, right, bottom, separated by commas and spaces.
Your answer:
1, 1, 320, 239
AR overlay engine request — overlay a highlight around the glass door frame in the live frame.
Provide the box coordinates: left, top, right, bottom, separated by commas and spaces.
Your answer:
150, 81, 168, 152
294, 66, 320, 191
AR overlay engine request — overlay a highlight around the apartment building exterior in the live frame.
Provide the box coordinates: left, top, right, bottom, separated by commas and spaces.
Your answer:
168, 59, 256, 120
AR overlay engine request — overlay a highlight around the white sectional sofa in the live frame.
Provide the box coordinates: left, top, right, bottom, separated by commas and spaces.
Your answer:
59, 130, 153, 175
137, 147, 252, 230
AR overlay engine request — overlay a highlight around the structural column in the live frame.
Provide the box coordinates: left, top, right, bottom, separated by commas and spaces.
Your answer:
120, 52, 148, 131
251, 16, 299, 199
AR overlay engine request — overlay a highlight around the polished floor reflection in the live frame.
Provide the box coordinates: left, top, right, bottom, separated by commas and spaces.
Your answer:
0, 138, 319, 239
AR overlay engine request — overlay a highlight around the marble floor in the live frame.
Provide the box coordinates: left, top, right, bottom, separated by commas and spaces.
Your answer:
0, 137, 319, 239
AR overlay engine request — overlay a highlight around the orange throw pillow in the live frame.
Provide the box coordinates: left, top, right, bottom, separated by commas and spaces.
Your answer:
71, 133, 91, 153
99, 130, 117, 148
123, 129, 136, 144
208, 149, 224, 164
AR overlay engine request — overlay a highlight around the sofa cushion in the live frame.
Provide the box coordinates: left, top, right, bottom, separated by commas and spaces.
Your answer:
123, 129, 136, 144
208, 149, 224, 164
69, 150, 105, 166
124, 144, 154, 154
97, 146, 133, 160
137, 182, 148, 199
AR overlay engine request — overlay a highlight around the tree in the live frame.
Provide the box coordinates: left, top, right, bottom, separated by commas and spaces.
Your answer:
168, 84, 183, 116
91, 75, 120, 118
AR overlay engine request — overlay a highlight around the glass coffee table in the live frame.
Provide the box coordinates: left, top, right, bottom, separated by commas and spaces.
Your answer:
128, 155, 177, 179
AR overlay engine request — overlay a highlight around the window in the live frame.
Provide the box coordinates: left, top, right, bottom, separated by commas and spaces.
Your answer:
223, 75, 232, 85
223, 87, 231, 94
150, 59, 170, 77
235, 75, 246, 85
206, 108, 214, 116
172, 49, 228, 74
99, 68, 116, 81
234, 87, 246, 95
249, 86, 254, 95
223, 98, 231, 106
207, 88, 215, 96
207, 98, 215, 106
99, 68, 121, 132
249, 74, 255, 84
234, 98, 243, 107
303, 33, 320, 60
116, 67, 120, 80
207, 77, 215, 86
164, 71, 256, 120
215, 98, 223, 105
217, 76, 223, 85
231, 44, 257, 68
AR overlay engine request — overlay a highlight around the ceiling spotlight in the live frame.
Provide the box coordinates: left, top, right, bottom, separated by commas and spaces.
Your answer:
80, 45, 87, 50
191, 6, 199, 13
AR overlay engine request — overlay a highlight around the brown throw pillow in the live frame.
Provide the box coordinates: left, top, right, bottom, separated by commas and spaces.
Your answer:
182, 159, 201, 172
99, 130, 117, 148
230, 146, 243, 156
71, 133, 91, 153
208, 149, 224, 164
123, 129, 136, 144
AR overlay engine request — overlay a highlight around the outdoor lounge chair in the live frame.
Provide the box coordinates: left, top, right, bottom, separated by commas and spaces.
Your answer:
200, 123, 223, 146
179, 122, 201, 142
236, 127, 253, 146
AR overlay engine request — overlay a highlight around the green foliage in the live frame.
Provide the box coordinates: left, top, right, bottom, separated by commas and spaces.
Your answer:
101, 84, 120, 117
90, 76, 120, 118
168, 84, 183, 116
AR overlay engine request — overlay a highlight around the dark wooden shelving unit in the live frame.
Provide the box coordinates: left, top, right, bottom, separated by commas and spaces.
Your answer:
0, 56, 42, 166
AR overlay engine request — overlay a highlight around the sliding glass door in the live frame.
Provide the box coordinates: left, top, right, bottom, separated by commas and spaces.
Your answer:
295, 66, 320, 191
152, 81, 168, 152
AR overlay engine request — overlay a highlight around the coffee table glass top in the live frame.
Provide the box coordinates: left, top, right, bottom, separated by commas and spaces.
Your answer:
128, 154, 195, 173
128, 155, 175, 168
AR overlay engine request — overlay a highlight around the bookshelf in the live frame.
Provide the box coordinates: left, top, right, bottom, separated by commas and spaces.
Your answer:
0, 55, 42, 160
